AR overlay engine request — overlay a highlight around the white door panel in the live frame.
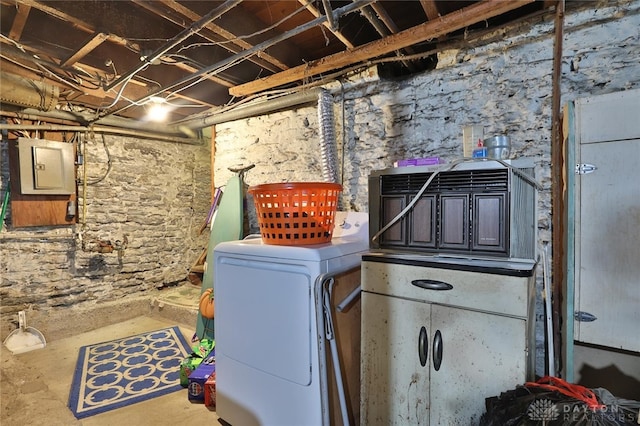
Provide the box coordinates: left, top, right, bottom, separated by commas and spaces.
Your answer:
360, 292, 431, 426
574, 89, 640, 352
430, 305, 526, 425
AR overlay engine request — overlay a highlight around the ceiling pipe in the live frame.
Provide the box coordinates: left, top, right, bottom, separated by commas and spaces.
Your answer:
0, 72, 59, 111
1, 107, 186, 137
183, 88, 323, 128
0, 122, 202, 145
0, 45, 87, 93
298, 0, 354, 49
106, 0, 376, 118
104, 0, 243, 91
322, 0, 338, 31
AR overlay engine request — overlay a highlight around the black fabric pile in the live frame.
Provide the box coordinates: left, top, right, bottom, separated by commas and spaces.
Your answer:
480, 380, 640, 425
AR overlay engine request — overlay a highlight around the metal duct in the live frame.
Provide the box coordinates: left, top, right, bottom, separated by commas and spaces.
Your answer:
0, 122, 202, 145
183, 88, 322, 128
0, 72, 59, 111
317, 89, 339, 183
3, 107, 190, 138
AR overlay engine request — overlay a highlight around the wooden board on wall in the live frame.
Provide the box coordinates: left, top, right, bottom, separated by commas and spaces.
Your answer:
7, 138, 76, 227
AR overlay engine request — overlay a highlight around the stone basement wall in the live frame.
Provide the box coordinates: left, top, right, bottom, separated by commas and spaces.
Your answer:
213, 1, 640, 378
0, 1, 637, 359
0, 134, 211, 339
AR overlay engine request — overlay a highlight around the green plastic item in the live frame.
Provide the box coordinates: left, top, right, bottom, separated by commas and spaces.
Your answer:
195, 174, 244, 340
0, 185, 10, 232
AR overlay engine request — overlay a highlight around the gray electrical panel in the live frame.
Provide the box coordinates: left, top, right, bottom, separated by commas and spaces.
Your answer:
18, 138, 75, 195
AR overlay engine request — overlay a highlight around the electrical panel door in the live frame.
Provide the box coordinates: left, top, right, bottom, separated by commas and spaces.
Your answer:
18, 138, 75, 195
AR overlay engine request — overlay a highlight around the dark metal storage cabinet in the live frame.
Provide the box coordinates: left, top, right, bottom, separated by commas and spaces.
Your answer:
368, 160, 537, 259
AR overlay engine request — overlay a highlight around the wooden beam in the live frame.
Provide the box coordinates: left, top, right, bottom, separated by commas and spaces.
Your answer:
298, 0, 355, 49
134, 0, 289, 73
550, 0, 565, 377
230, 0, 535, 97
419, 0, 448, 44
8, 3, 31, 40
419, 0, 441, 20
369, 3, 418, 65
1, 49, 208, 113
10, 0, 134, 48
60, 32, 109, 68
163, 60, 234, 88
370, 3, 400, 33
12, 0, 231, 90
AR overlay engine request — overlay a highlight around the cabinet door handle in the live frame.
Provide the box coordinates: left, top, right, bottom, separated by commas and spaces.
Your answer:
411, 279, 453, 291
418, 326, 428, 367
433, 330, 443, 371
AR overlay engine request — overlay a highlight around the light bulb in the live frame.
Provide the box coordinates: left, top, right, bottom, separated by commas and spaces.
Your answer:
146, 97, 169, 122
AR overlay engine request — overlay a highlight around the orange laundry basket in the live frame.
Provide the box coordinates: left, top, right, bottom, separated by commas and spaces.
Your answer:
248, 182, 342, 245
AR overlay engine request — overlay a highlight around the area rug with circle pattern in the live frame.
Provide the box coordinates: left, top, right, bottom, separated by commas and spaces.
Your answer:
67, 326, 191, 419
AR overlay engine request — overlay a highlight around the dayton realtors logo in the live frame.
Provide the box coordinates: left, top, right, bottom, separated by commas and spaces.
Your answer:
527, 399, 560, 421
527, 399, 639, 423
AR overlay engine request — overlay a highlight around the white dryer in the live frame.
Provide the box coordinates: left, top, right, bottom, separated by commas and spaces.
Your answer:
213, 212, 368, 426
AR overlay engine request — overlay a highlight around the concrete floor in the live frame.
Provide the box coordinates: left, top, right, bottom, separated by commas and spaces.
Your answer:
1, 284, 220, 426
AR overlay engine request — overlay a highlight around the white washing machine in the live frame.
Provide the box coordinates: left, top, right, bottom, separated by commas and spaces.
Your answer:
213, 212, 368, 426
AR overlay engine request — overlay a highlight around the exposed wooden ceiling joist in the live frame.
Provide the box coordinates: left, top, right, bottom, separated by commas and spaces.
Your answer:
60, 32, 109, 68
229, 0, 536, 97
360, 5, 417, 72
5, 0, 231, 97
297, 0, 355, 49
420, 0, 441, 20
7, 2, 30, 40
0, 0, 562, 124
369, 3, 419, 60
370, 3, 401, 34
106, 0, 376, 117
133, 0, 289, 74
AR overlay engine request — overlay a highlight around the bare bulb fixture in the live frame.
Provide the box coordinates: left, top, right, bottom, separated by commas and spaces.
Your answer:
147, 97, 169, 122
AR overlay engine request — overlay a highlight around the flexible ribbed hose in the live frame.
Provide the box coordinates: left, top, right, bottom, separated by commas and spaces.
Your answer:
317, 89, 339, 183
